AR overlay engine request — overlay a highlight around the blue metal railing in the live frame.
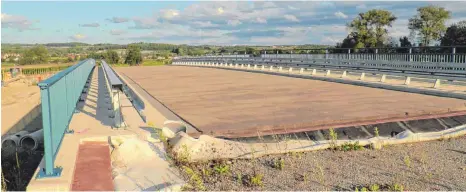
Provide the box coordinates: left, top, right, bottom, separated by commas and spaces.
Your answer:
37, 59, 96, 177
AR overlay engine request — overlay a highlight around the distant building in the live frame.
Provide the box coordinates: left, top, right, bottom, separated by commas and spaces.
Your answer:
1, 53, 20, 61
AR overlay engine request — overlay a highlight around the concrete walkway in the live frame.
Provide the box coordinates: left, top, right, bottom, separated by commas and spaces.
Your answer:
27, 66, 184, 191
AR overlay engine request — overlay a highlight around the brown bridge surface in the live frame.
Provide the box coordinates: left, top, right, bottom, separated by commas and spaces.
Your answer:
116, 66, 466, 138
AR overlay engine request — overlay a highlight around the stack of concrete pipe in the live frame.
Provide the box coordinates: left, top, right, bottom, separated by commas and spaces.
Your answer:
1, 129, 44, 151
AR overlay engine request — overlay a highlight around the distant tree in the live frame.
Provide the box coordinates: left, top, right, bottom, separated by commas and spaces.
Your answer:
125, 44, 143, 65
408, 6, 451, 46
20, 45, 50, 65
441, 21, 466, 46
399, 36, 413, 47
172, 47, 185, 56
105, 50, 119, 64
87, 52, 103, 60
348, 9, 397, 48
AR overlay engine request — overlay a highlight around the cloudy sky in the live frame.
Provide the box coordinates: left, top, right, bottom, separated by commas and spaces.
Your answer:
2, 1, 466, 45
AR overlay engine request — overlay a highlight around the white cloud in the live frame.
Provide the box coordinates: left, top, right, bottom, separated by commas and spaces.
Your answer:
254, 17, 267, 24
1, 13, 38, 31
80, 23, 100, 27
284, 14, 300, 22
110, 29, 126, 35
334, 11, 348, 19
192, 21, 218, 28
107, 17, 129, 23
70, 34, 86, 40
160, 9, 180, 20
227, 19, 242, 26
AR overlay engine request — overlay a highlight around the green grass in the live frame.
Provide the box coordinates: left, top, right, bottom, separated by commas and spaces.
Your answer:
142, 59, 168, 66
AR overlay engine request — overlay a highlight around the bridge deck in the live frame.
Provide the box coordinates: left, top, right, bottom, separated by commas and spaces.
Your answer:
116, 66, 466, 138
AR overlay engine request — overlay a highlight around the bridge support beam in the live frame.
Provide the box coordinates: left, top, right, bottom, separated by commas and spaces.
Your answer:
404, 76, 411, 85
380, 74, 386, 82
299, 68, 304, 74
311, 69, 317, 75
341, 71, 347, 78
359, 73, 365, 80
434, 79, 441, 88
325, 70, 331, 76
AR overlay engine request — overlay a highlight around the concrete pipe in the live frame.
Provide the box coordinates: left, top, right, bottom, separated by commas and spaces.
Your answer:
20, 129, 44, 151
1, 131, 29, 148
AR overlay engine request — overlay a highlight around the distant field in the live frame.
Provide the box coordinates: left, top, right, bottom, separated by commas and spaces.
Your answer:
1, 63, 74, 69
111, 59, 170, 67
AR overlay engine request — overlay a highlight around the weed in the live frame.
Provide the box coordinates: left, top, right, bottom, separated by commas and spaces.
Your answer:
213, 164, 230, 175
391, 183, 404, 191
174, 144, 191, 166
374, 127, 379, 137
236, 173, 243, 185
157, 129, 168, 146
315, 162, 327, 190
403, 155, 411, 168
369, 184, 380, 191
1, 171, 7, 192
361, 187, 368, 192
329, 128, 338, 149
249, 174, 264, 187
339, 141, 364, 151
303, 172, 309, 184
273, 158, 285, 170
355, 187, 359, 192
201, 168, 211, 177
182, 166, 205, 191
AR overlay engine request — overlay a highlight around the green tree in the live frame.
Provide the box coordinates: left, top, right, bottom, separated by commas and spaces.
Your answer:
20, 45, 50, 65
441, 21, 466, 47
399, 36, 413, 47
105, 50, 120, 64
348, 9, 397, 48
408, 6, 451, 46
125, 44, 143, 65
172, 47, 185, 56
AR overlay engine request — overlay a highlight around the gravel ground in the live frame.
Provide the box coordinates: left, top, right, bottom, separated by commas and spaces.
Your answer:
178, 136, 466, 191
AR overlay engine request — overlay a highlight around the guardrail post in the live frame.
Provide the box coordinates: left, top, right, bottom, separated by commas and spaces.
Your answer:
348, 49, 351, 60
262, 65, 265, 70
289, 67, 293, 73
341, 71, 347, 78
452, 47, 456, 63
375, 49, 378, 60
409, 48, 412, 62
380, 74, 386, 82
359, 72, 365, 80
325, 49, 328, 60
404, 76, 411, 85
299, 68, 304, 74
325, 70, 331, 76
311, 69, 316, 75
270, 66, 274, 71
279, 66, 283, 72
112, 89, 123, 128
254, 65, 257, 69
434, 79, 441, 88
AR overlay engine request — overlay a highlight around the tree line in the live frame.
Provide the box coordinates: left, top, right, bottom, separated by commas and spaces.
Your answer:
336, 5, 466, 53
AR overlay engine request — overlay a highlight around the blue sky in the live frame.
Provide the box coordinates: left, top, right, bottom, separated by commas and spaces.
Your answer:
2, 1, 466, 45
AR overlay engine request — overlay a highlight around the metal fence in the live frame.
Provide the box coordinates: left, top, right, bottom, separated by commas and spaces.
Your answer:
37, 59, 95, 177
101, 60, 124, 128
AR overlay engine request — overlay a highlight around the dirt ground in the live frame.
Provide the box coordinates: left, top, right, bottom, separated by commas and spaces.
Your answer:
178, 136, 466, 191
116, 66, 466, 137
1, 79, 44, 191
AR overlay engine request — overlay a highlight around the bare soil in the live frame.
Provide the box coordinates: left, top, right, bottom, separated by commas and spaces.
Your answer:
178, 137, 466, 191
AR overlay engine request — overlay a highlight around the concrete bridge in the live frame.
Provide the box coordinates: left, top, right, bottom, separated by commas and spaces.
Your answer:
23, 47, 466, 190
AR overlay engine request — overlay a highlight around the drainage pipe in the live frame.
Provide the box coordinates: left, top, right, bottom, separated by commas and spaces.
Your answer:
1, 131, 29, 148
20, 129, 43, 151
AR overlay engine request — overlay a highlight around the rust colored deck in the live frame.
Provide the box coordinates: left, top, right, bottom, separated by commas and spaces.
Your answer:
71, 142, 113, 191
116, 66, 466, 138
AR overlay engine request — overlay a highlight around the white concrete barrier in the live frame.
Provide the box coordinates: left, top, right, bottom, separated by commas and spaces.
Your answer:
311, 69, 317, 75
341, 71, 347, 78
434, 79, 441, 88
325, 70, 331, 76
380, 74, 386, 82
359, 73, 365, 80
405, 76, 411, 85
300, 68, 304, 74
289, 67, 293, 73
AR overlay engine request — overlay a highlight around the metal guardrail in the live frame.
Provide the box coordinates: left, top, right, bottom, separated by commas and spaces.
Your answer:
37, 59, 95, 178
174, 56, 466, 81
101, 60, 124, 128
